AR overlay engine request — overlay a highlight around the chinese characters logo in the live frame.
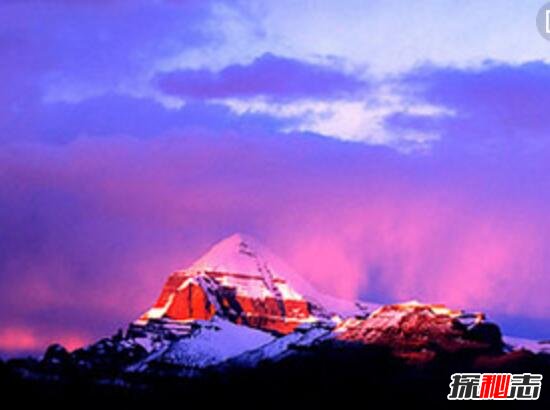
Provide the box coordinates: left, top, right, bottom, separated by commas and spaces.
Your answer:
448, 373, 543, 400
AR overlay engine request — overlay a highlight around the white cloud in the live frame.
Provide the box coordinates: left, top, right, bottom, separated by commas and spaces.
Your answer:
245, 0, 549, 76
221, 86, 453, 151
161, 0, 549, 78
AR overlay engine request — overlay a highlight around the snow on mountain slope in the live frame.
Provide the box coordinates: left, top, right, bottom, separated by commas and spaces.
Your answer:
228, 322, 335, 367
128, 318, 275, 372
504, 336, 550, 354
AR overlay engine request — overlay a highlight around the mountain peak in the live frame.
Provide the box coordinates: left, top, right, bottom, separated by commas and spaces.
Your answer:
184, 232, 289, 281
138, 233, 316, 334
202, 232, 256, 251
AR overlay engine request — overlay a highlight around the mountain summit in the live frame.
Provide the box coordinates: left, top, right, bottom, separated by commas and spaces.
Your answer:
138, 233, 316, 334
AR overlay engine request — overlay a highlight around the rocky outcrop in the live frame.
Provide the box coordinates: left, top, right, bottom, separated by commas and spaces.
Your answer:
334, 301, 500, 362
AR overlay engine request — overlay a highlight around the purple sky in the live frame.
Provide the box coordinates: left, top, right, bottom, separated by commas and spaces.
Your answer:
1, 0, 550, 355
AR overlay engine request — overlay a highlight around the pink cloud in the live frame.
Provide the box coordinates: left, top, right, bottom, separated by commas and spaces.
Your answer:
270, 185, 549, 318
0, 327, 86, 353
1, 134, 549, 353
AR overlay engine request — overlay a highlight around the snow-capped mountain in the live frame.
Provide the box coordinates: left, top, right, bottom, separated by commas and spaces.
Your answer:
136, 233, 320, 334
5, 233, 549, 408
138, 233, 379, 330
19, 233, 548, 378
